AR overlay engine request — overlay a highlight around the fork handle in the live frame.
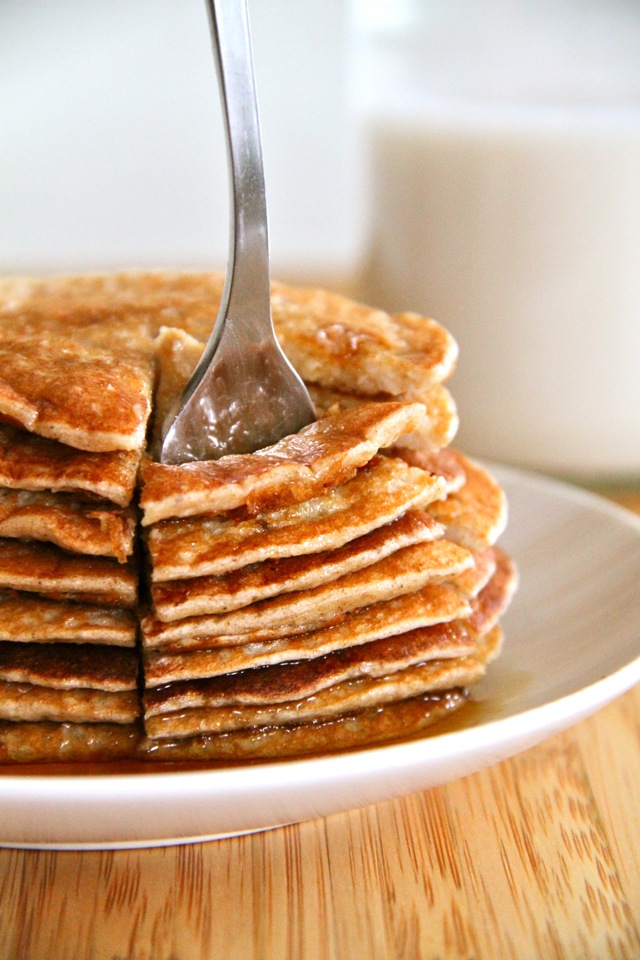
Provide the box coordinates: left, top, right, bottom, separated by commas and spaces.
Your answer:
205, 0, 271, 340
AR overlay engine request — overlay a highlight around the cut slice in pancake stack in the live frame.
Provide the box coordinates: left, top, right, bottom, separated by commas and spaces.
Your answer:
0, 276, 154, 762
136, 277, 517, 762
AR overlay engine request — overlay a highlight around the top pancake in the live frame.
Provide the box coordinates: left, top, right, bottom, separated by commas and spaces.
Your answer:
270, 283, 458, 396
0, 271, 221, 344
3, 269, 458, 402
0, 276, 155, 452
16, 270, 457, 392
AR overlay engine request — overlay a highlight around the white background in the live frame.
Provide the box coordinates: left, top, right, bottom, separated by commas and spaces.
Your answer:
0, 0, 362, 280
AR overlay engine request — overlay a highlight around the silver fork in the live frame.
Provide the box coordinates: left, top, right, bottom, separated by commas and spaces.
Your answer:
159, 0, 315, 464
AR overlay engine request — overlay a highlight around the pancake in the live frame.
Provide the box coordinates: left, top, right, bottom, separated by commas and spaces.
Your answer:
147, 455, 445, 582
0, 592, 137, 646
0, 292, 155, 451
143, 583, 471, 683
151, 509, 444, 621
143, 647, 491, 739
0, 271, 222, 345
140, 538, 473, 647
4, 273, 458, 401
270, 283, 458, 395
151, 326, 207, 445
0, 539, 138, 607
141, 689, 468, 762
145, 619, 476, 716
464, 547, 518, 638
139, 401, 430, 525
0, 719, 141, 763
0, 641, 138, 690
0, 489, 136, 561
0, 683, 139, 724
0, 425, 140, 507
429, 453, 508, 550
393, 446, 467, 493
143, 544, 511, 683
0, 691, 467, 763
450, 547, 497, 598
308, 382, 459, 452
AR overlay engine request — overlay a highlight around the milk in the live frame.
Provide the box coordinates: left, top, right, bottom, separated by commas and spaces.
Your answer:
352, 1, 640, 480
361, 106, 640, 477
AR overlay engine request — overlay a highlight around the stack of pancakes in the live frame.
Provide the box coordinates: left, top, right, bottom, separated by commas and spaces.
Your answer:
0, 273, 517, 763
0, 276, 154, 761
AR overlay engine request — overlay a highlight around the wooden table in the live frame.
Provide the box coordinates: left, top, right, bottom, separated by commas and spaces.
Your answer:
1, 491, 639, 960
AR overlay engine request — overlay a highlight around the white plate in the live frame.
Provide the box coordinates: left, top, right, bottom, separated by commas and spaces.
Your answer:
1, 465, 639, 850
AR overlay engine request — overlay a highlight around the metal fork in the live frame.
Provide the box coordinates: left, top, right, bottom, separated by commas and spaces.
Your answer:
159, 0, 315, 464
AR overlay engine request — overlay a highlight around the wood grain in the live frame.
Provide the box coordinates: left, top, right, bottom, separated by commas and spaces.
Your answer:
1, 492, 639, 960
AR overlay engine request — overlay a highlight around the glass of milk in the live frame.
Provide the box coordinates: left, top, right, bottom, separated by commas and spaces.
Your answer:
351, 0, 640, 482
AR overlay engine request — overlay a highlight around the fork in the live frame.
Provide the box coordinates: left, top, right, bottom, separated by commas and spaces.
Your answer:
159, 0, 315, 464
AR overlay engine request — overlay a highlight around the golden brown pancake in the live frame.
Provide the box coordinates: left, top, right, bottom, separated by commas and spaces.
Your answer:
150, 509, 444, 621
142, 543, 513, 702
0, 691, 468, 763
450, 547, 498, 598
143, 545, 512, 685
0, 719, 141, 763
141, 539, 473, 646
96, 271, 458, 388
393, 446, 467, 493
139, 401, 431, 525
0, 592, 137, 646
143, 624, 502, 742
0, 641, 138, 690
308, 382, 459, 452
140, 690, 468, 762
1, 273, 458, 403
0, 683, 140, 724
0, 539, 138, 607
144, 654, 487, 739
464, 547, 518, 639
270, 283, 458, 395
0, 271, 221, 344
0, 489, 136, 561
151, 326, 207, 445
144, 620, 476, 717
0, 424, 140, 507
429, 453, 508, 550
143, 582, 471, 683
0, 280, 155, 451
147, 455, 445, 582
